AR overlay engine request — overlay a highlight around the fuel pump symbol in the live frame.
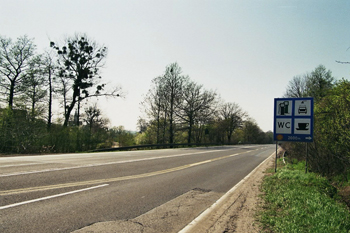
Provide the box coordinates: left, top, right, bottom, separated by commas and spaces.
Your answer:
278, 101, 290, 115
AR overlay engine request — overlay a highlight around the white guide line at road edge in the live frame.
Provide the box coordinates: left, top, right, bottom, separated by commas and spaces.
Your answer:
0, 147, 265, 177
0, 184, 109, 210
178, 150, 275, 233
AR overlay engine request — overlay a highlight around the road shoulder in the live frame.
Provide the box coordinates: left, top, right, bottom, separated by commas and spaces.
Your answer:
207, 155, 274, 233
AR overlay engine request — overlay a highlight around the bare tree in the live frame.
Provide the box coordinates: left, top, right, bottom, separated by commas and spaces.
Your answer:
82, 103, 110, 150
18, 55, 47, 119
140, 62, 221, 145
283, 75, 308, 98
0, 35, 36, 109
141, 77, 168, 143
83, 103, 108, 133
218, 102, 246, 144
161, 63, 188, 144
41, 51, 56, 130
336, 47, 350, 64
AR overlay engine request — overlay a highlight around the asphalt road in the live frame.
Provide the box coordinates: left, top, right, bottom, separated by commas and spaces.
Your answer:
0, 145, 275, 233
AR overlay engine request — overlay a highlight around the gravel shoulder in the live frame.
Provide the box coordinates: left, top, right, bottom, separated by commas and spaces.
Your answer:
206, 153, 274, 233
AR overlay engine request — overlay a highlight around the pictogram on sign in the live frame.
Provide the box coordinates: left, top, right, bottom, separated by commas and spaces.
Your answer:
274, 98, 314, 142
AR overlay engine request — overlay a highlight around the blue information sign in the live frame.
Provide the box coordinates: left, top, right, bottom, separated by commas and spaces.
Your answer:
274, 97, 314, 142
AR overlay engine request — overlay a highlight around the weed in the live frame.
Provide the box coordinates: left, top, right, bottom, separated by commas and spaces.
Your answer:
259, 161, 350, 232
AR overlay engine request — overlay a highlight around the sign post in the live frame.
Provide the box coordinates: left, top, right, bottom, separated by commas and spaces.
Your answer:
273, 97, 314, 172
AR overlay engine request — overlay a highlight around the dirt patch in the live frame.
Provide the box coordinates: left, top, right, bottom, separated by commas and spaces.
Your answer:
339, 186, 350, 208
205, 155, 275, 233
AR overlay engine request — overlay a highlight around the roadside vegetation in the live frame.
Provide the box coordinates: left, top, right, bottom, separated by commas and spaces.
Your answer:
260, 160, 350, 233
258, 63, 350, 232
282, 64, 350, 179
0, 34, 272, 155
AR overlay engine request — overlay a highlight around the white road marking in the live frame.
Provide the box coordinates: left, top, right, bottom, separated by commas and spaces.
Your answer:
0, 163, 42, 168
1, 151, 252, 196
0, 149, 233, 177
0, 184, 109, 210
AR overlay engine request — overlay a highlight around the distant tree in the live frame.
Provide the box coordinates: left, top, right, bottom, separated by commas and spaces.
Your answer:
264, 131, 274, 144
284, 75, 308, 98
50, 34, 121, 127
18, 55, 47, 120
142, 63, 188, 144
134, 121, 158, 145
0, 35, 36, 109
218, 102, 246, 144
41, 51, 57, 130
284, 65, 334, 102
306, 65, 334, 102
176, 81, 217, 144
110, 126, 135, 147
56, 72, 71, 120
83, 103, 107, 133
81, 104, 110, 150
137, 117, 148, 133
141, 77, 168, 143
242, 119, 263, 144
161, 63, 188, 144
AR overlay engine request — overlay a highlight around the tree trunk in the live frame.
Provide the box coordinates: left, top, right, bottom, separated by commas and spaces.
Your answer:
169, 103, 174, 145
47, 68, 52, 130
63, 83, 79, 127
63, 99, 76, 127
187, 115, 193, 144
8, 80, 15, 109
187, 124, 192, 144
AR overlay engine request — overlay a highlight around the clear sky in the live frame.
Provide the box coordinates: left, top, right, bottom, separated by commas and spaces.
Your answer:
1, 0, 350, 132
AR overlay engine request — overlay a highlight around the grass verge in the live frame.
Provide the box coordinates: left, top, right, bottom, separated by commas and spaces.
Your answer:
259, 160, 350, 233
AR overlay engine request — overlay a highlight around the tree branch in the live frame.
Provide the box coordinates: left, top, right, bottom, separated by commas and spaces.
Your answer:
335, 60, 350, 64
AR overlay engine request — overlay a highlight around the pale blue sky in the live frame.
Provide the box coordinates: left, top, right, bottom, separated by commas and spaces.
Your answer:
1, 0, 350, 132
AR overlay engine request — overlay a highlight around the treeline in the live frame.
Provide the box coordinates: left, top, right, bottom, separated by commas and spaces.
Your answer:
0, 106, 135, 153
0, 34, 122, 153
0, 34, 272, 154
136, 62, 273, 146
282, 64, 350, 179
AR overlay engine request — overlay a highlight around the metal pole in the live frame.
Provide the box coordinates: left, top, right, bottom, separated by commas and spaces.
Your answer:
275, 141, 278, 172
305, 143, 308, 173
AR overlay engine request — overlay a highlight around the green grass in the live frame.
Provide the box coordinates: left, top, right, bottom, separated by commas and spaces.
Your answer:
259, 161, 350, 233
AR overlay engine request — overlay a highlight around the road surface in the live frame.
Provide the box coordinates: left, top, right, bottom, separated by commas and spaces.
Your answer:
0, 145, 275, 233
